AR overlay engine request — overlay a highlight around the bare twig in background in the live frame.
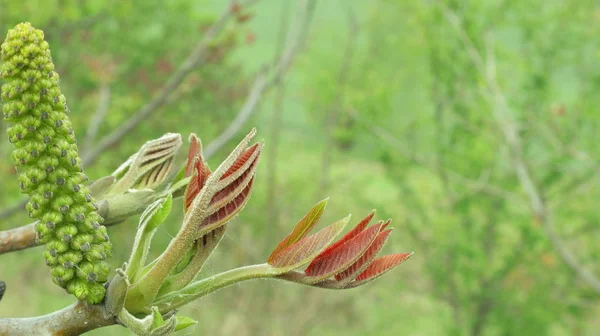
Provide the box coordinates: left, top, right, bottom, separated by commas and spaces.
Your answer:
0, 0, 258, 222
0, 201, 24, 221
350, 109, 523, 202
83, 84, 111, 152
205, 0, 316, 159
0, 0, 317, 256
81, 0, 259, 166
265, 0, 292, 250
441, 4, 600, 294
318, 3, 359, 194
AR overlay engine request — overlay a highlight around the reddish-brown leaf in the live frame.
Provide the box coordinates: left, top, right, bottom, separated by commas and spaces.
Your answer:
268, 215, 349, 270
347, 252, 413, 288
185, 134, 202, 177
183, 155, 212, 213
267, 199, 328, 264
310, 211, 375, 262
304, 222, 384, 281
209, 145, 261, 211
335, 229, 392, 282
381, 219, 391, 231
199, 178, 254, 233
220, 143, 260, 181
184, 167, 200, 212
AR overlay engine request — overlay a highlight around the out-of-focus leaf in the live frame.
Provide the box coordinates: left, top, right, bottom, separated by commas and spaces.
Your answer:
268, 198, 329, 264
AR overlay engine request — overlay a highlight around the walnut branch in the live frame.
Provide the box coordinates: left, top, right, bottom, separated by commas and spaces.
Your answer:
0, 301, 116, 336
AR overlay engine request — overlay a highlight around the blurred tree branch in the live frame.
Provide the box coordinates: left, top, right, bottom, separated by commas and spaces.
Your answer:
83, 84, 111, 153
318, 3, 359, 194
0, 0, 317, 257
0, 0, 258, 223
441, 3, 600, 295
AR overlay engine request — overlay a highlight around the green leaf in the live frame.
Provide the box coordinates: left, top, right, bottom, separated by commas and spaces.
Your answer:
175, 316, 198, 331
127, 194, 173, 282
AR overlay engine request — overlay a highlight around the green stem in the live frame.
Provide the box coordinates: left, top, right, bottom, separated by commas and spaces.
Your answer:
154, 263, 278, 313
126, 227, 195, 312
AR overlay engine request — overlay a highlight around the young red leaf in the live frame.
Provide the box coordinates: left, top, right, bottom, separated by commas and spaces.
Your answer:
208, 143, 261, 213
268, 215, 350, 271
199, 178, 255, 234
345, 252, 413, 288
309, 211, 375, 264
183, 129, 259, 239
303, 222, 385, 283
220, 142, 261, 181
335, 229, 392, 283
182, 135, 212, 212
185, 134, 202, 177
267, 199, 329, 264
183, 156, 212, 212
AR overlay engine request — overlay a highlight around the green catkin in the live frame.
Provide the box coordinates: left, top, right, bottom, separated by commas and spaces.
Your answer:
0, 23, 112, 304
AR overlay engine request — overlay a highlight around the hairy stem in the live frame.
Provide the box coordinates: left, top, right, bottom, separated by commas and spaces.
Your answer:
154, 263, 278, 313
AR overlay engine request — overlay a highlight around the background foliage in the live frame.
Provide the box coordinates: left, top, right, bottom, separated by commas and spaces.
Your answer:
1, 0, 600, 335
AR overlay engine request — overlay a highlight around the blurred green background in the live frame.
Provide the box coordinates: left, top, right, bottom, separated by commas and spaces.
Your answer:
1, 0, 600, 335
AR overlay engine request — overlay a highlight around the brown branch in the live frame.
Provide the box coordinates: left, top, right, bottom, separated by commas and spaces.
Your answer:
0, 301, 116, 336
0, 222, 36, 255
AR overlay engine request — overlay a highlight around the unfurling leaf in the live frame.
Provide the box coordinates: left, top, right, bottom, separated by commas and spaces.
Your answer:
183, 129, 261, 239
268, 198, 329, 263
185, 134, 203, 177
335, 229, 393, 284
183, 134, 212, 212
192, 140, 262, 238
302, 210, 374, 267
111, 133, 182, 193
268, 215, 350, 271
303, 222, 386, 283
127, 195, 173, 282
346, 252, 413, 288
